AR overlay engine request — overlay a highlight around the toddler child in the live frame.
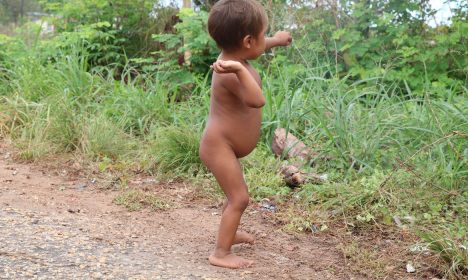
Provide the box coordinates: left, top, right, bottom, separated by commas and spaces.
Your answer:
199, 0, 292, 269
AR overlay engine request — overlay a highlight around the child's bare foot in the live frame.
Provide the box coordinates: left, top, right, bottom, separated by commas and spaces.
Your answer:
209, 252, 254, 269
233, 231, 255, 244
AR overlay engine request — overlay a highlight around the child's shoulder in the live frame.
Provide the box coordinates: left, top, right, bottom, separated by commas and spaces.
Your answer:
212, 72, 241, 90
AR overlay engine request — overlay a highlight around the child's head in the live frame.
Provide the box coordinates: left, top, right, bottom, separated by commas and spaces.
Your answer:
208, 0, 268, 55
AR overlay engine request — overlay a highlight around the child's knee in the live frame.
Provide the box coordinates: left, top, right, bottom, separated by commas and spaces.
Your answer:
229, 194, 250, 211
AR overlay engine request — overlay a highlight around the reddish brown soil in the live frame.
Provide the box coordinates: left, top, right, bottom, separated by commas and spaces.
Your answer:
0, 142, 436, 279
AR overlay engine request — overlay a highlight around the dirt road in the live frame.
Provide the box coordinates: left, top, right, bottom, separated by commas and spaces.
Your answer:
0, 143, 361, 280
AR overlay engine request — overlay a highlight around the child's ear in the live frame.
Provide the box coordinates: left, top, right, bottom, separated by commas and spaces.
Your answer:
242, 35, 252, 49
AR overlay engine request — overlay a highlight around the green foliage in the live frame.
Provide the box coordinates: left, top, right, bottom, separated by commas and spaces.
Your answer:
39, 0, 179, 66
80, 114, 133, 160
288, 0, 467, 97
153, 8, 218, 75
242, 146, 290, 200
0, 0, 42, 24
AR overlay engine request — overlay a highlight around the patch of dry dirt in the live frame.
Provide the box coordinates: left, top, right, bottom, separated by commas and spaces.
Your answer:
0, 142, 429, 279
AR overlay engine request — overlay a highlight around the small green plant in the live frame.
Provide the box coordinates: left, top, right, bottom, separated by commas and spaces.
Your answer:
114, 189, 169, 211
279, 204, 328, 233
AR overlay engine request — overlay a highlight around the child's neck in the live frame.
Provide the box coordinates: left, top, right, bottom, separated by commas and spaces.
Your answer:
219, 50, 249, 63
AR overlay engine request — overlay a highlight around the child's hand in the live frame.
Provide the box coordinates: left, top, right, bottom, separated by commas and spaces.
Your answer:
211, 60, 244, 74
273, 31, 292, 47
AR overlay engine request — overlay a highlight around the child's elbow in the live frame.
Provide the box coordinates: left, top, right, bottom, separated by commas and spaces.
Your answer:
246, 96, 265, 108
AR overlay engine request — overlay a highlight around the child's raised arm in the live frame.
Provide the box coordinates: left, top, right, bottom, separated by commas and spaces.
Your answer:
211, 60, 265, 108
265, 31, 292, 50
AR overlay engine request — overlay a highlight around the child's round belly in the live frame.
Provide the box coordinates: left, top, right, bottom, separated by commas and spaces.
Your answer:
227, 126, 260, 158
202, 116, 261, 158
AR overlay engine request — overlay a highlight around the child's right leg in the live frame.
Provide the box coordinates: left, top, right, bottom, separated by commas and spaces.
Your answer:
200, 142, 254, 269
221, 199, 255, 244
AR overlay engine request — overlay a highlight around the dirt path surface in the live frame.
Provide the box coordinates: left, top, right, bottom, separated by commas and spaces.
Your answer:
0, 143, 361, 280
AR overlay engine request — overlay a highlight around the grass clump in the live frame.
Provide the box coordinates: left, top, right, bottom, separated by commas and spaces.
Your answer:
147, 126, 204, 176
421, 228, 468, 279
340, 241, 388, 279
114, 189, 170, 211
80, 114, 133, 160
242, 146, 290, 201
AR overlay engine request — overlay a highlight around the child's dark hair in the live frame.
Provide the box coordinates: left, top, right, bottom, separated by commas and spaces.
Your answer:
208, 0, 268, 50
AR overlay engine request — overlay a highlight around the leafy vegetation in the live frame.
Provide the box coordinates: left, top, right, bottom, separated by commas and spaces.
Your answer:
0, 0, 467, 278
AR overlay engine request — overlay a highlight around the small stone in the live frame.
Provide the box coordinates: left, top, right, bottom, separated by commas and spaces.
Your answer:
406, 262, 416, 273
92, 272, 102, 279
393, 215, 404, 227
284, 245, 298, 251
76, 183, 88, 190
260, 200, 277, 212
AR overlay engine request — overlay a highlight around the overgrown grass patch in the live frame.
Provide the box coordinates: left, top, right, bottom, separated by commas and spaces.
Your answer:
79, 114, 135, 160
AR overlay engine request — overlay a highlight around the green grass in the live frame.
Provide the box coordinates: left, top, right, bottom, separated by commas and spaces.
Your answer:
0, 37, 467, 279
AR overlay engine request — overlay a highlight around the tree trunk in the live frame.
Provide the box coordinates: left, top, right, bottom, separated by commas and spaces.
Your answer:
20, 0, 25, 23
183, 0, 192, 8
183, 0, 192, 66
